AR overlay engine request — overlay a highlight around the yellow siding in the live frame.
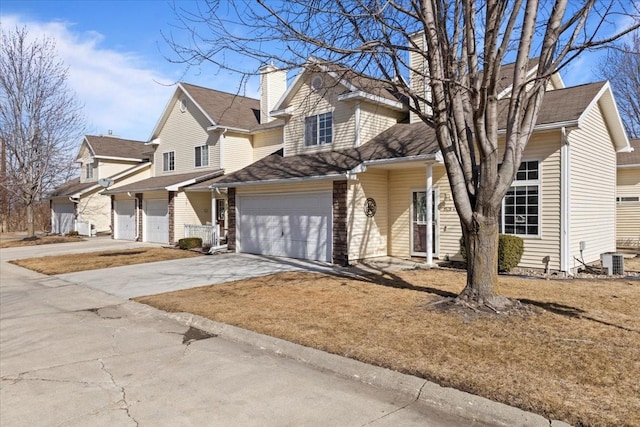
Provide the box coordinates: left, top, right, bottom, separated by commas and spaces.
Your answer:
98, 160, 140, 180
347, 170, 388, 260
409, 32, 427, 124
173, 191, 211, 241
569, 103, 617, 267
616, 167, 640, 247
284, 73, 355, 156
252, 128, 283, 161
358, 103, 403, 146
154, 96, 221, 176
222, 132, 253, 173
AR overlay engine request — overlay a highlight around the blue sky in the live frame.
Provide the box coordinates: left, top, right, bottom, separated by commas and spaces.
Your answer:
1, 1, 636, 142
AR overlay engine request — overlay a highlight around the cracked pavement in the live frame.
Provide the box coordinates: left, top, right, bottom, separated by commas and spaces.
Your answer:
0, 244, 477, 426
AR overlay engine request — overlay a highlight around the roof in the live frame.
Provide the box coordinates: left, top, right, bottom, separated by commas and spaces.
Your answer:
213, 123, 440, 186
618, 139, 640, 167
82, 135, 149, 160
102, 170, 224, 194
49, 178, 94, 198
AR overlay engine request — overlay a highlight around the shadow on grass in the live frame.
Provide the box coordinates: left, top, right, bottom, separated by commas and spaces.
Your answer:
99, 250, 146, 257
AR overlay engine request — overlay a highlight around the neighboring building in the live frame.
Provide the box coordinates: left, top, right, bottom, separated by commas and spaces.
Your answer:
50, 135, 151, 235
212, 51, 630, 274
616, 138, 640, 249
103, 65, 285, 244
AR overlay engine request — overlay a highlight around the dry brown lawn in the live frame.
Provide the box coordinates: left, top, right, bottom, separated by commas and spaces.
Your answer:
0, 235, 84, 248
625, 255, 640, 272
136, 268, 640, 427
10, 247, 201, 275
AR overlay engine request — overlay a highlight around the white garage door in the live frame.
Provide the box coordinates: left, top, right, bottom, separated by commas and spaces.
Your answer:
144, 199, 169, 244
115, 200, 136, 241
52, 202, 75, 235
237, 192, 332, 262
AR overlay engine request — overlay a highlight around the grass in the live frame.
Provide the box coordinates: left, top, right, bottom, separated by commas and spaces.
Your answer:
0, 235, 84, 248
135, 268, 640, 426
10, 247, 202, 275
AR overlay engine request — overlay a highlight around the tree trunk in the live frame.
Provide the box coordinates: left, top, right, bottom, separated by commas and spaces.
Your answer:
26, 203, 35, 237
459, 213, 499, 304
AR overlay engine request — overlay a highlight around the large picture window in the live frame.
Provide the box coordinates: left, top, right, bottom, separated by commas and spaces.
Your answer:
163, 151, 175, 172
195, 145, 208, 167
305, 112, 333, 146
501, 161, 539, 236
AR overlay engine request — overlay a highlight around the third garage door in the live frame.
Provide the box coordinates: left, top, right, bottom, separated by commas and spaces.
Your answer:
144, 199, 169, 244
237, 192, 332, 262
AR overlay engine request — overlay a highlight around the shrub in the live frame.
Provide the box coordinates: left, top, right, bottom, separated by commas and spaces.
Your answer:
178, 237, 202, 250
66, 230, 79, 237
459, 234, 524, 272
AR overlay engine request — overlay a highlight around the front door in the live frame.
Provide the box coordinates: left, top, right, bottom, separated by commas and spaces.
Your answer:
411, 190, 438, 256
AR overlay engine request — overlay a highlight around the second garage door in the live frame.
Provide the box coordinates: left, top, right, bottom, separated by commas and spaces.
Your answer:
237, 192, 332, 262
144, 199, 169, 244
115, 200, 136, 240
52, 202, 75, 235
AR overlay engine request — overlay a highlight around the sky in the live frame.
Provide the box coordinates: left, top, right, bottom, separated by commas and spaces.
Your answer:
1, 0, 636, 143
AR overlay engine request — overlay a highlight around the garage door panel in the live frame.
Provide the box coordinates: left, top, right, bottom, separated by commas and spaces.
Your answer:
115, 200, 136, 241
145, 199, 169, 244
238, 193, 332, 262
52, 202, 75, 235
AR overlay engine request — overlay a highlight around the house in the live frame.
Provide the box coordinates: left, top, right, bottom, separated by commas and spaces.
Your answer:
211, 47, 630, 274
102, 66, 285, 244
616, 138, 640, 249
50, 135, 151, 235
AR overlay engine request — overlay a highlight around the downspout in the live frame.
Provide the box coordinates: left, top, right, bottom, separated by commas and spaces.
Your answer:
426, 162, 434, 266
560, 127, 571, 275
219, 128, 228, 170
127, 192, 139, 240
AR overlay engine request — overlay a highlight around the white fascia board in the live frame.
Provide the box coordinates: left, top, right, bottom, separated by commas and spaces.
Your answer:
93, 155, 144, 162
359, 153, 441, 169
211, 173, 347, 188
166, 170, 224, 191
337, 91, 407, 112
206, 125, 251, 134
577, 81, 630, 152
497, 120, 580, 135
270, 106, 295, 117
617, 164, 640, 169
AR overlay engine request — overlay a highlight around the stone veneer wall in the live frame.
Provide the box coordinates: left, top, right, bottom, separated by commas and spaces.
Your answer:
333, 180, 348, 266
135, 193, 143, 242
168, 191, 175, 244
110, 196, 115, 239
227, 188, 236, 251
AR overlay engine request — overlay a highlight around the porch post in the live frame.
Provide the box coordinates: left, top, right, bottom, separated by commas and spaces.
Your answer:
426, 163, 433, 266
211, 190, 218, 245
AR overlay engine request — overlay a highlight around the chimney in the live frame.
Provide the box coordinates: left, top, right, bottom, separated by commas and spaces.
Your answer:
259, 64, 287, 124
409, 31, 432, 123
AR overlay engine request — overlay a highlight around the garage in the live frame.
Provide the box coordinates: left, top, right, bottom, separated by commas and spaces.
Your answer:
144, 199, 169, 244
52, 201, 75, 235
115, 199, 136, 240
237, 192, 332, 262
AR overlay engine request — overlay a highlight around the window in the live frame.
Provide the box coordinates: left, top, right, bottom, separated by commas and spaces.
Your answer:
305, 112, 333, 146
179, 97, 188, 112
85, 163, 93, 179
163, 151, 175, 172
501, 161, 539, 236
195, 145, 209, 167
616, 196, 640, 204
216, 199, 226, 222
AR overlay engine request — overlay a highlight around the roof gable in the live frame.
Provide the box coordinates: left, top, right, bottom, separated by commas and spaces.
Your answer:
80, 135, 149, 161
618, 139, 640, 167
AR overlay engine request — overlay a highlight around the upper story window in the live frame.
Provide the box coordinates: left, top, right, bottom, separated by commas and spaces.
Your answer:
85, 163, 94, 179
500, 161, 540, 237
305, 112, 333, 147
163, 151, 175, 172
195, 145, 209, 168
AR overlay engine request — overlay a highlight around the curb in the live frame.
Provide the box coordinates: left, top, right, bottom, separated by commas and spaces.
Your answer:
131, 301, 570, 427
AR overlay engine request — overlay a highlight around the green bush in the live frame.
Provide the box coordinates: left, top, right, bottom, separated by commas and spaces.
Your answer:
459, 234, 524, 272
178, 237, 202, 250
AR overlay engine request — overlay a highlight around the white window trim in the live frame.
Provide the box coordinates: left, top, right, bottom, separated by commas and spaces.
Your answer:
616, 195, 640, 205
304, 111, 334, 147
500, 160, 542, 238
195, 144, 209, 168
85, 163, 94, 180
163, 151, 175, 172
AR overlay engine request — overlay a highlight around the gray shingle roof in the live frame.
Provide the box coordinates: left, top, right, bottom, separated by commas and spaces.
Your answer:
618, 139, 640, 166
103, 170, 223, 194
49, 178, 95, 197
84, 135, 150, 160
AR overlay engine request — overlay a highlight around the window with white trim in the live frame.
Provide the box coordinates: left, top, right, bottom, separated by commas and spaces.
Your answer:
501, 161, 539, 236
616, 196, 640, 204
195, 145, 209, 167
85, 163, 94, 179
163, 151, 175, 172
305, 112, 333, 146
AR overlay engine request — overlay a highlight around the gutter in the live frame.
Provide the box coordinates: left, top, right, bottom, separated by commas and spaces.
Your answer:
497, 120, 579, 135
211, 173, 347, 188
166, 170, 225, 191
560, 127, 571, 275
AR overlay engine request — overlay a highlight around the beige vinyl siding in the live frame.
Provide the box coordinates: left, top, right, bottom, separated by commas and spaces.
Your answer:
409, 32, 427, 124
284, 73, 355, 156
108, 166, 152, 191
616, 167, 640, 248
98, 160, 140, 180
358, 103, 403, 146
154, 96, 220, 176
77, 145, 94, 183
236, 181, 333, 196
347, 170, 388, 260
568, 103, 617, 267
222, 132, 253, 173
252, 128, 283, 161
173, 191, 211, 241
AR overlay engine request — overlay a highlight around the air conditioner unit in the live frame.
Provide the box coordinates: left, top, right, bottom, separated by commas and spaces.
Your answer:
601, 253, 624, 275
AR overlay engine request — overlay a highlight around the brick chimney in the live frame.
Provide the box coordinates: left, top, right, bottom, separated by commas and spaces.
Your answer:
409, 31, 432, 123
259, 64, 287, 124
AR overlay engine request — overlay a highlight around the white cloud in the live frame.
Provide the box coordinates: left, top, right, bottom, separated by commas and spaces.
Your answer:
1, 14, 175, 141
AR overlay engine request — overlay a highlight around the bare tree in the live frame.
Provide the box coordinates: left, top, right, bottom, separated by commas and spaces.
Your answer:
596, 32, 640, 138
0, 27, 84, 237
168, 1, 638, 308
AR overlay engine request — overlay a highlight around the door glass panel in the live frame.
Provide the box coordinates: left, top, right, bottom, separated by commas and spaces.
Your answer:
412, 191, 436, 254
